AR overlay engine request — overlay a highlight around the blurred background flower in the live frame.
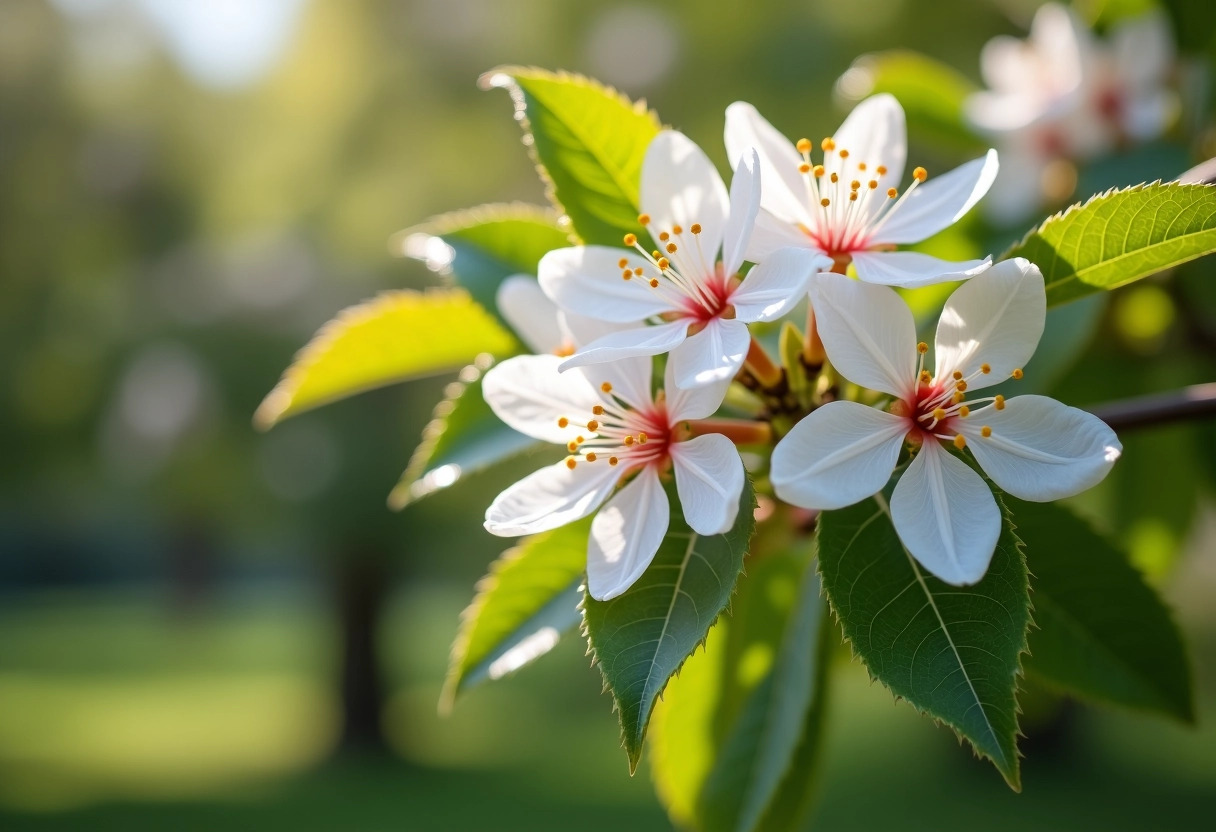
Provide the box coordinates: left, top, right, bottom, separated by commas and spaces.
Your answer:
2, 0, 1215, 829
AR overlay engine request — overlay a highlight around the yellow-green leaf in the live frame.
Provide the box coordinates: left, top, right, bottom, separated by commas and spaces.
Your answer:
255, 288, 517, 429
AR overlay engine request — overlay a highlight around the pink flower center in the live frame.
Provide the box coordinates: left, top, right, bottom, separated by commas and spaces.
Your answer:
620, 221, 739, 328
556, 380, 672, 477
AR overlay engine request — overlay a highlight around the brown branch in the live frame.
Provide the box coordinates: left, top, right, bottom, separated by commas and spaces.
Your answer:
1087, 383, 1216, 431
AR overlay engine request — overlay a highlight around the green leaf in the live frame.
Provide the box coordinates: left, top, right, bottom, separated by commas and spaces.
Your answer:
700, 563, 830, 832
817, 497, 1030, 789
255, 289, 517, 429
1001, 183, 1216, 307
836, 50, 983, 153
583, 478, 757, 772
1010, 498, 1195, 723
440, 519, 591, 710
393, 203, 571, 319
481, 67, 661, 246
388, 361, 542, 510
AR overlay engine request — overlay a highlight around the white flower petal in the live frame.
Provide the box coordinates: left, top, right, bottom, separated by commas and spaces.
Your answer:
722, 149, 762, 276
485, 459, 620, 537
958, 395, 1122, 501
890, 441, 1002, 586
482, 354, 603, 443
497, 275, 563, 354
642, 130, 730, 261
810, 273, 917, 398
665, 358, 731, 421
669, 318, 750, 389
724, 102, 813, 228
671, 434, 744, 535
771, 401, 907, 510
832, 94, 907, 189
979, 147, 1049, 225
1112, 10, 1173, 90
558, 309, 621, 350
587, 355, 654, 412
730, 246, 827, 323
744, 209, 817, 262
1122, 90, 1175, 142
870, 150, 1000, 245
559, 320, 689, 372
539, 246, 673, 323
933, 257, 1045, 390
851, 250, 991, 289
587, 466, 670, 600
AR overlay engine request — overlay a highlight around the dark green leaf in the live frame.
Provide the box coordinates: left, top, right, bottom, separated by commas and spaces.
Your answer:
481, 67, 661, 246
817, 497, 1030, 789
393, 203, 571, 320
1001, 183, 1216, 306
583, 478, 757, 772
701, 563, 830, 832
1011, 498, 1194, 723
389, 361, 542, 510
441, 519, 591, 710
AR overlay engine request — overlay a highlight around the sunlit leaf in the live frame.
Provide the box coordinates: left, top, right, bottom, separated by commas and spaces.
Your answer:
701, 564, 830, 832
1011, 498, 1195, 723
817, 497, 1030, 789
392, 202, 571, 318
441, 520, 591, 711
388, 361, 542, 510
1002, 182, 1216, 306
583, 479, 757, 772
481, 66, 661, 246
254, 289, 517, 429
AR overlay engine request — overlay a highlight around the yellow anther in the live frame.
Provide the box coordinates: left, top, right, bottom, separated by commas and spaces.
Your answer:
624, 435, 635, 446
917, 341, 928, 354
657, 257, 670, 270
858, 162, 867, 171
813, 164, 825, 177
821, 137, 835, 151
576, 435, 585, 444
953, 434, 967, 450
592, 405, 604, 415
919, 370, 932, 384
820, 198, 831, 207
567, 441, 579, 452
849, 192, 858, 201
887, 187, 898, 198
638, 213, 651, 225
796, 138, 813, 154
994, 395, 1006, 410
913, 166, 927, 182
666, 242, 678, 253
953, 392, 965, 404
601, 382, 613, 393
981, 426, 992, 438
869, 180, 878, 189
634, 267, 644, 275
618, 258, 628, 269
585, 452, 597, 462
850, 179, 861, 190
830, 172, 839, 183
557, 417, 569, 428
839, 149, 850, 159
672, 224, 683, 235
1011, 368, 1024, 380
623, 233, 637, 246
952, 370, 963, 380
876, 165, 888, 175
652, 250, 661, 259
622, 270, 632, 281
638, 432, 648, 444
932, 408, 947, 421
799, 163, 811, 174
609, 456, 619, 466
956, 380, 968, 392
980, 363, 991, 374
958, 406, 971, 418
690, 223, 702, 234
586, 419, 599, 432
566, 457, 577, 469
649, 278, 660, 288
659, 231, 670, 242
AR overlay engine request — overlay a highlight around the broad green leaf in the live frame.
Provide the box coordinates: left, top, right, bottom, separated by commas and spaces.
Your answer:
255, 289, 517, 429
836, 50, 983, 154
388, 362, 542, 510
583, 478, 757, 772
440, 519, 591, 710
392, 203, 571, 319
1001, 182, 1216, 306
700, 563, 829, 832
817, 497, 1030, 789
481, 66, 661, 246
1010, 498, 1194, 723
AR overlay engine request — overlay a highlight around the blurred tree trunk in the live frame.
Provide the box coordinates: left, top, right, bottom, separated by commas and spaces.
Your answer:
336, 554, 389, 752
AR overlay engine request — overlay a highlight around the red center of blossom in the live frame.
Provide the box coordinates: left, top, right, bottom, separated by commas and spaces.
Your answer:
558, 382, 673, 478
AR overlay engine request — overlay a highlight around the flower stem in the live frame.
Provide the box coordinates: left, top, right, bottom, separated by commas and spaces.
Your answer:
687, 418, 773, 446
745, 336, 784, 389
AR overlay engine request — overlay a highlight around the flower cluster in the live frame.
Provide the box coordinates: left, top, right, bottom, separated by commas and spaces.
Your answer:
482, 94, 1122, 599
